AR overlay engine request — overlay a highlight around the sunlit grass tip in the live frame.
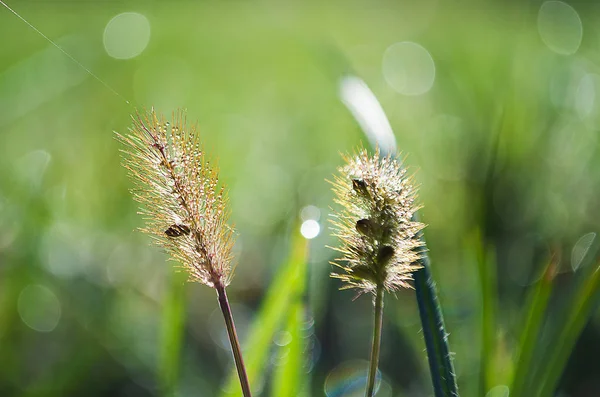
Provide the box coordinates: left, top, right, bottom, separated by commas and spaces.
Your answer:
115, 108, 235, 289
329, 147, 425, 295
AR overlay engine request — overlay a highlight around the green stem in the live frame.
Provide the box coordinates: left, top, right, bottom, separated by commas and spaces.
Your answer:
216, 284, 252, 397
366, 285, 384, 397
413, 222, 459, 397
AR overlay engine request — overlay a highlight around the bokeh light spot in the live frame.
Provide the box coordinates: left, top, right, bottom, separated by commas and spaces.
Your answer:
300, 205, 321, 221
486, 385, 509, 397
537, 1, 582, 55
273, 330, 292, 347
576, 73, 596, 118
209, 303, 252, 352
16, 149, 51, 190
324, 360, 382, 397
382, 42, 435, 96
18, 285, 61, 333
42, 222, 91, 279
572, 232, 596, 271
103, 12, 151, 60
301, 220, 320, 240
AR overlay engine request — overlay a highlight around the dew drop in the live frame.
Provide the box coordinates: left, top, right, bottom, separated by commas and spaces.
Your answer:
18, 285, 61, 332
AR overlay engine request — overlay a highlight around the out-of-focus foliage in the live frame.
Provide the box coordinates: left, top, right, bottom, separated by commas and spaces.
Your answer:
1, 0, 600, 396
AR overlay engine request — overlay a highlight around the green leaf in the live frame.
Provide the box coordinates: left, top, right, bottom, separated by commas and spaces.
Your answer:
221, 229, 308, 397
159, 268, 187, 397
412, 217, 459, 397
475, 233, 498, 394
271, 300, 306, 397
510, 257, 557, 397
534, 261, 600, 397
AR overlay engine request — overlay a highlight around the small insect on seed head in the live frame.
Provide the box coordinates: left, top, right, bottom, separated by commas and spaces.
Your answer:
165, 224, 191, 237
352, 178, 370, 197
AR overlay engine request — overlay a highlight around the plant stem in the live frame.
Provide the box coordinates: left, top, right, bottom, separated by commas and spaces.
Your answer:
216, 284, 252, 397
366, 285, 384, 397
413, 220, 459, 397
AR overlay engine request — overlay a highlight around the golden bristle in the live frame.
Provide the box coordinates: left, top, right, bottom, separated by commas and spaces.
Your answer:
116, 109, 235, 288
329, 147, 424, 294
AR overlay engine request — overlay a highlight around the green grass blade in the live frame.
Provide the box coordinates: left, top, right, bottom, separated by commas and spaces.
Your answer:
476, 236, 498, 394
271, 225, 309, 397
159, 268, 187, 397
510, 256, 557, 397
271, 301, 306, 397
413, 226, 459, 397
535, 261, 600, 397
221, 230, 308, 397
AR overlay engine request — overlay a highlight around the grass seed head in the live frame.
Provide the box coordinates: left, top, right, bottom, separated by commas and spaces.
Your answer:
116, 109, 235, 289
329, 147, 425, 294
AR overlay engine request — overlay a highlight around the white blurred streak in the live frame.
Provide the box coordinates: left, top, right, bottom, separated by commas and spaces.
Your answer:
339, 76, 397, 156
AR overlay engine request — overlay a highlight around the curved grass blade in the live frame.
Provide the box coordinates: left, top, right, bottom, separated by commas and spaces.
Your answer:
413, 234, 459, 397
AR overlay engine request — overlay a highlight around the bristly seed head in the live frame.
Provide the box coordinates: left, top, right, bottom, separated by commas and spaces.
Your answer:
329, 147, 425, 294
116, 109, 235, 289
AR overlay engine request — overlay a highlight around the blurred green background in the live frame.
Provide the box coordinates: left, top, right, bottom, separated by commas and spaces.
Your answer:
1, 0, 600, 396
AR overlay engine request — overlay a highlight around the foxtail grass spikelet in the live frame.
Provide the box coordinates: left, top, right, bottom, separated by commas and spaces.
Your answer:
116, 109, 252, 397
330, 147, 425, 294
116, 109, 234, 289
330, 147, 425, 397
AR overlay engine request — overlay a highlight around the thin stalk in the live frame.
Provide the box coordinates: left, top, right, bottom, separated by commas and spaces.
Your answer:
366, 285, 384, 397
413, 221, 459, 397
216, 284, 252, 397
